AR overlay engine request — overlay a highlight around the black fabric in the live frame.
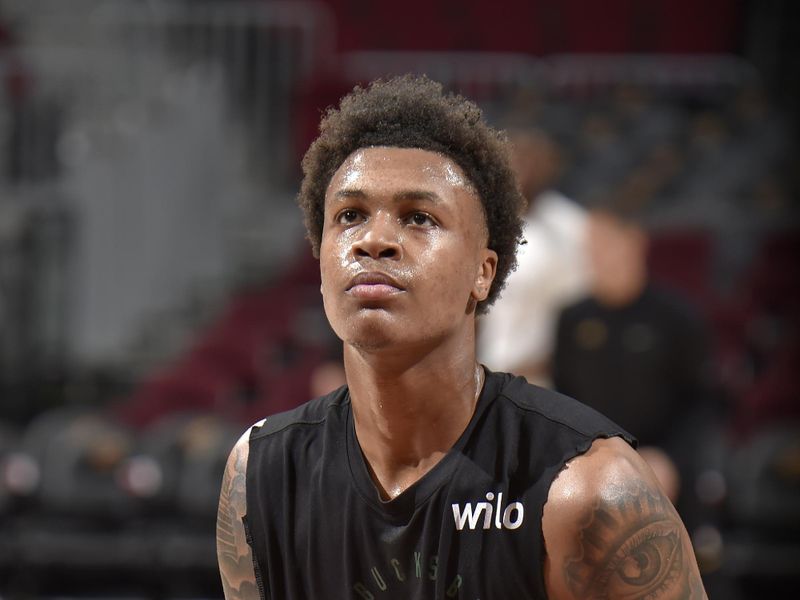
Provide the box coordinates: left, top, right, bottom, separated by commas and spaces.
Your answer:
552, 283, 709, 448
244, 369, 635, 600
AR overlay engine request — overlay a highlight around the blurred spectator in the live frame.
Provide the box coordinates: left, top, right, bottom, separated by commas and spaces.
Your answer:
552, 208, 713, 510
478, 127, 590, 386
309, 356, 346, 399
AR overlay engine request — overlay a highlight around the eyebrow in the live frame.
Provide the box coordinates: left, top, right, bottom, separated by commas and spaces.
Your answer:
333, 189, 443, 204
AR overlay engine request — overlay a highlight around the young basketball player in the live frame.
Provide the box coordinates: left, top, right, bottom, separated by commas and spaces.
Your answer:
217, 75, 707, 599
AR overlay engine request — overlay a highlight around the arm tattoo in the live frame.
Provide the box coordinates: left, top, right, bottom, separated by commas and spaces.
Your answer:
564, 481, 704, 599
217, 441, 260, 599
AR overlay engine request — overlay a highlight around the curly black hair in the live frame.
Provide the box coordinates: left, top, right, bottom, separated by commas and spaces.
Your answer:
297, 74, 524, 313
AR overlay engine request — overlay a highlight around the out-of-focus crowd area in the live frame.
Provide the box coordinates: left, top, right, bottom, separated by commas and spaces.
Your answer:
0, 0, 797, 598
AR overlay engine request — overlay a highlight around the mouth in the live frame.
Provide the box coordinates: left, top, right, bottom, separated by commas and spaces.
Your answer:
346, 271, 405, 300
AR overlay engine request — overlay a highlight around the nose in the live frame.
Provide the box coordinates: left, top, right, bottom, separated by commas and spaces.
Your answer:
352, 214, 402, 260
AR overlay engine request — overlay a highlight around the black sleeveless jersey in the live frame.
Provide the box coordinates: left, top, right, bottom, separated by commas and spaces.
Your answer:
244, 369, 635, 599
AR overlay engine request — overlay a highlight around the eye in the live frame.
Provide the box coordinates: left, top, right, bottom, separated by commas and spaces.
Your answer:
336, 209, 363, 225
405, 212, 437, 228
604, 524, 683, 599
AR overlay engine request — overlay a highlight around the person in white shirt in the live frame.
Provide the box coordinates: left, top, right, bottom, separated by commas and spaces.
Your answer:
478, 128, 590, 387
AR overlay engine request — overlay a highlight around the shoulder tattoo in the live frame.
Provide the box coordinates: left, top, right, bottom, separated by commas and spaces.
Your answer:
563, 480, 704, 599
217, 440, 260, 599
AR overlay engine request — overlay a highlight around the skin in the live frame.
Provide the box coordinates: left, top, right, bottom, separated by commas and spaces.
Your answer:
587, 210, 649, 308
216, 147, 707, 599
543, 437, 707, 599
216, 421, 263, 600
319, 147, 497, 498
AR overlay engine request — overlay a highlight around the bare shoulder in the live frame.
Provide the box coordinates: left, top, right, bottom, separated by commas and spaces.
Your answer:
542, 437, 707, 600
216, 419, 266, 600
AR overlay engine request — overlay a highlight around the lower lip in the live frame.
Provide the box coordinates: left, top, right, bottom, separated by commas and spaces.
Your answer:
348, 283, 403, 300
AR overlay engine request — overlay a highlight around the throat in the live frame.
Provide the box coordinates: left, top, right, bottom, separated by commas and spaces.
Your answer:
351, 364, 486, 501
368, 453, 449, 501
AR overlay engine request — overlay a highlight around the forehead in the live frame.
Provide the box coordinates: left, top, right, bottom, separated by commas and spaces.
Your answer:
326, 146, 476, 195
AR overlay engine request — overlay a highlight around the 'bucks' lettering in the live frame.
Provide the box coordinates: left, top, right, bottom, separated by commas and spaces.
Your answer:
353, 552, 461, 598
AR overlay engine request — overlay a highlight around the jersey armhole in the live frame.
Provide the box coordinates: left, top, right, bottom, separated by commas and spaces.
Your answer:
242, 514, 268, 600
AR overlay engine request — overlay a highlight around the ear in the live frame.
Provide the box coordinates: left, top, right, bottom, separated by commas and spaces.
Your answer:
471, 248, 498, 302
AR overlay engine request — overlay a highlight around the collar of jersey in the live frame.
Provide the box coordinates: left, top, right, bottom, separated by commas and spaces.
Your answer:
344, 367, 500, 523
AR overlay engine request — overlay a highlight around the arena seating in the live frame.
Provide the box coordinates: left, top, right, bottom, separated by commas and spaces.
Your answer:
0, 409, 235, 597
1, 1, 797, 597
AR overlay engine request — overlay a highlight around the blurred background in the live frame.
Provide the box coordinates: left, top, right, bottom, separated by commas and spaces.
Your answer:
0, 0, 797, 598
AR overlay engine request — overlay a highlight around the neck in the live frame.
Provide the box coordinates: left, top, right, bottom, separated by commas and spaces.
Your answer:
593, 271, 647, 308
343, 328, 483, 500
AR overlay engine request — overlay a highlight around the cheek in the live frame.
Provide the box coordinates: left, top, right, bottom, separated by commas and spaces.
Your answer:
318, 239, 332, 287
318, 237, 342, 309
417, 238, 477, 303
319, 230, 351, 279
318, 251, 348, 339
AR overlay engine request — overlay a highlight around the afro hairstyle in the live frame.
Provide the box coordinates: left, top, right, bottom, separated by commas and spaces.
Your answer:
297, 74, 524, 313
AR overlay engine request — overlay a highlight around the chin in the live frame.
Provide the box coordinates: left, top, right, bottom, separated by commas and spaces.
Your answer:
340, 312, 440, 354
331, 308, 399, 349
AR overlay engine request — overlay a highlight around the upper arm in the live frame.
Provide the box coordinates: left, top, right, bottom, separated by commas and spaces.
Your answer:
217, 420, 265, 600
542, 437, 707, 600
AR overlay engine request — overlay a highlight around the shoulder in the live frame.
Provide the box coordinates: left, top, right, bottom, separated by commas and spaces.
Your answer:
639, 285, 708, 346
556, 296, 597, 324
217, 390, 340, 554
493, 372, 634, 443
643, 284, 703, 323
243, 386, 350, 487
542, 437, 706, 599
217, 418, 266, 600
249, 385, 349, 441
543, 437, 655, 524
223, 417, 267, 490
